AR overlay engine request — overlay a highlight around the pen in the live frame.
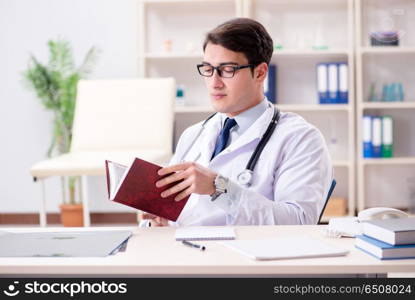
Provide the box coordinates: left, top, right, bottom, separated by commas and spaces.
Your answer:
182, 240, 206, 251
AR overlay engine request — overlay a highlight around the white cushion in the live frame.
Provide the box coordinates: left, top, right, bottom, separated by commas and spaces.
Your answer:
30, 77, 176, 179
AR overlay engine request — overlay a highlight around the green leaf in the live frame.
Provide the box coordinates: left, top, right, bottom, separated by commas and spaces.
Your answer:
22, 38, 99, 158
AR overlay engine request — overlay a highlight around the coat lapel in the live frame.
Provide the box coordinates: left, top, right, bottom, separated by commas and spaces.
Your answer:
198, 113, 223, 166
184, 113, 222, 165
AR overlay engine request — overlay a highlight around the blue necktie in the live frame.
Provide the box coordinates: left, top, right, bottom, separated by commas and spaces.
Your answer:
211, 118, 237, 160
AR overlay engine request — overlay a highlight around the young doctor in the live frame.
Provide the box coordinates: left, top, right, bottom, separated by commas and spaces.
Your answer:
140, 18, 333, 227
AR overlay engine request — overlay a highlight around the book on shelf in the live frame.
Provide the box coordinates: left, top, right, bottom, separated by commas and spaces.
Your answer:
105, 158, 189, 222
362, 217, 415, 245
355, 234, 415, 260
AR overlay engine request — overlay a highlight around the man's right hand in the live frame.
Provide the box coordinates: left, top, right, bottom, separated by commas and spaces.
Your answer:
138, 212, 168, 227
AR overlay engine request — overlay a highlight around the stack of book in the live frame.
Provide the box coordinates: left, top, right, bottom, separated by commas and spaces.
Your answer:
355, 217, 415, 260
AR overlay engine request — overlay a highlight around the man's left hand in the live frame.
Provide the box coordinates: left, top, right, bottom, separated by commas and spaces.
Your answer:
156, 162, 217, 201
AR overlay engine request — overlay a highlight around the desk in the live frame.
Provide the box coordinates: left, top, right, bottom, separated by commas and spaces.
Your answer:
1, 225, 414, 277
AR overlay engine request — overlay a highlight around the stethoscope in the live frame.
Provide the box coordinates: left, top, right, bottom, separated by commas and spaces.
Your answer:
180, 105, 281, 187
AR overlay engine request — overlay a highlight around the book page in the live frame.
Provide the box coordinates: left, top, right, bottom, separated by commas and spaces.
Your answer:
108, 161, 129, 200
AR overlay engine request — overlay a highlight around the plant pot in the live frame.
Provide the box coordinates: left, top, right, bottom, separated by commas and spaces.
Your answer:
60, 204, 84, 227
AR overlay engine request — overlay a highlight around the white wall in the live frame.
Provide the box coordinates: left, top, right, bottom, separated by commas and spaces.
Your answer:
0, 0, 138, 213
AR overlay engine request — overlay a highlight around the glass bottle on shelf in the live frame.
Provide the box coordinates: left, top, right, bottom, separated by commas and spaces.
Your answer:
176, 84, 186, 106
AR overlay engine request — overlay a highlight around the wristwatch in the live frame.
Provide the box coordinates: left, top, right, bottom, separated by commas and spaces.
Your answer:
210, 174, 229, 201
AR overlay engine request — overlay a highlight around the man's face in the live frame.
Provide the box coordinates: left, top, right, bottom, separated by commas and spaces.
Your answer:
202, 43, 264, 117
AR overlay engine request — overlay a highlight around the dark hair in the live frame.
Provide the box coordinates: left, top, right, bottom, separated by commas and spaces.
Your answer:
203, 18, 273, 67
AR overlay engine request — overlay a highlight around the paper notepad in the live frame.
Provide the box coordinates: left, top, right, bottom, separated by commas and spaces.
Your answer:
175, 227, 236, 241
220, 236, 349, 260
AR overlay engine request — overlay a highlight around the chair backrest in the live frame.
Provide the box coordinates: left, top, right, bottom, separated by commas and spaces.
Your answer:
70, 78, 175, 153
317, 179, 337, 224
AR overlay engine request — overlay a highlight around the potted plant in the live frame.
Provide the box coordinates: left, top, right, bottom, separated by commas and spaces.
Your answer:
23, 39, 99, 226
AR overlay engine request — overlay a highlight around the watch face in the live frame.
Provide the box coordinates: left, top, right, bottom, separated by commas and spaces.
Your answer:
217, 177, 227, 189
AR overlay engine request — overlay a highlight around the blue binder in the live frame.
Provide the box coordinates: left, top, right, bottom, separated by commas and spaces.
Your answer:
372, 116, 382, 158
338, 62, 348, 104
327, 63, 338, 103
317, 63, 328, 104
264, 64, 277, 104
363, 115, 373, 158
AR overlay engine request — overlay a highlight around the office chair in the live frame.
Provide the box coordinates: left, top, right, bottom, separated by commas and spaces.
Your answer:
317, 179, 337, 224
30, 78, 176, 226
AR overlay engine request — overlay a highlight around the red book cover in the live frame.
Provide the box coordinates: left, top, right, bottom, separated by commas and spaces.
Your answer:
105, 158, 189, 222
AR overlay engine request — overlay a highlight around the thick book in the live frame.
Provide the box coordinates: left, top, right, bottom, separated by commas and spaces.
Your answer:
362, 217, 415, 245
355, 235, 415, 260
105, 158, 189, 221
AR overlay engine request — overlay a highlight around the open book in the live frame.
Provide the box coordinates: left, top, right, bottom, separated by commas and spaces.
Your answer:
105, 158, 189, 221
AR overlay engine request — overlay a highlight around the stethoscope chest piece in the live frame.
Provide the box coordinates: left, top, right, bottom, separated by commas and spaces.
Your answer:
237, 170, 253, 187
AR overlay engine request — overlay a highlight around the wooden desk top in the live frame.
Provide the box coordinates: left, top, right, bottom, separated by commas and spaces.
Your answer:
1, 225, 414, 276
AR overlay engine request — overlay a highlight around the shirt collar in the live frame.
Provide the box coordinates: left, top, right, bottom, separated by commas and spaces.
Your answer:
220, 97, 269, 135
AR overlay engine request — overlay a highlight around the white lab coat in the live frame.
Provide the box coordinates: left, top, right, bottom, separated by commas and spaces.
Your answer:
170, 103, 333, 226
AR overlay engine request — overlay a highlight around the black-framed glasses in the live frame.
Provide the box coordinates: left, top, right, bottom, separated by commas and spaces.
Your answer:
197, 63, 253, 78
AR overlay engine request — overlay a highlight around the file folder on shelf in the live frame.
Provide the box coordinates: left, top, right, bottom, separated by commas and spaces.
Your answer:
363, 115, 373, 158
264, 64, 277, 104
381, 116, 393, 158
317, 63, 328, 104
328, 63, 338, 104
372, 117, 382, 158
338, 62, 348, 104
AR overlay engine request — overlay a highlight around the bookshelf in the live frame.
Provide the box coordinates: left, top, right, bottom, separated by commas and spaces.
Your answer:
138, 0, 356, 219
355, 0, 415, 213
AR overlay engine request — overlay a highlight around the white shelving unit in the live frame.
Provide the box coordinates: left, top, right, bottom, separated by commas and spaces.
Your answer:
355, 0, 415, 212
247, 0, 356, 220
138, 0, 356, 219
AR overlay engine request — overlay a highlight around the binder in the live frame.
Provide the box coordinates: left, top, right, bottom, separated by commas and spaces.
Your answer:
372, 117, 382, 158
381, 115, 393, 158
317, 63, 328, 104
363, 115, 373, 158
338, 63, 348, 103
328, 63, 338, 103
264, 64, 277, 103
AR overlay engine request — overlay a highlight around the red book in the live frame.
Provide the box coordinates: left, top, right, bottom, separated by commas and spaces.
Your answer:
105, 158, 189, 221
